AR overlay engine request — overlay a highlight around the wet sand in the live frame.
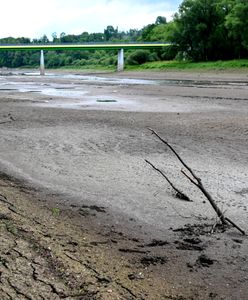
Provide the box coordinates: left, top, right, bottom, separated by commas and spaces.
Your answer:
0, 69, 248, 299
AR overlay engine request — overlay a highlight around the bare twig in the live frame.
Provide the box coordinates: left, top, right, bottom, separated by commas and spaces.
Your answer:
0, 194, 14, 206
148, 128, 201, 182
145, 159, 192, 202
225, 217, 246, 235
148, 128, 245, 235
181, 169, 198, 186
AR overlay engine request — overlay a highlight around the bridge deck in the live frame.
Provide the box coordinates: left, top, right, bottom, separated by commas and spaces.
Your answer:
0, 43, 170, 51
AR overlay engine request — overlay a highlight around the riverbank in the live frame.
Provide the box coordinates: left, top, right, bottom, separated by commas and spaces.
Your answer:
1, 168, 247, 299
1, 173, 176, 299
0, 69, 248, 299
130, 59, 248, 71
58, 58, 248, 73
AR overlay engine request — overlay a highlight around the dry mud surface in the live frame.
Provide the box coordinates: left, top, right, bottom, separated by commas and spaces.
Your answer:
0, 69, 248, 299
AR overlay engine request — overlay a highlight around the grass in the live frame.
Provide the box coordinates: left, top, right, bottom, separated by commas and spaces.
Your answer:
60, 59, 248, 72
127, 59, 248, 71
30, 58, 248, 73
61, 65, 116, 72
51, 207, 60, 216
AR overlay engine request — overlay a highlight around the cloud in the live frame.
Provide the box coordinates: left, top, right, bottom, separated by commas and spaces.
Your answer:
0, 0, 181, 39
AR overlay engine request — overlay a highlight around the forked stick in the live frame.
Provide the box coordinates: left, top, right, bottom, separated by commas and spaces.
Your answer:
148, 128, 245, 235
145, 159, 192, 202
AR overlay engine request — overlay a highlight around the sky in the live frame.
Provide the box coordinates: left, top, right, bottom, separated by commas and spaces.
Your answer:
0, 0, 182, 40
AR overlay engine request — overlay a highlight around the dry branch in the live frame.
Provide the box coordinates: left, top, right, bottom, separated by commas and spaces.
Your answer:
148, 128, 245, 235
145, 159, 192, 202
225, 217, 245, 235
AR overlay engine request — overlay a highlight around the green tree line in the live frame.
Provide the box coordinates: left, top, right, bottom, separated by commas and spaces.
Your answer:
0, 0, 247, 68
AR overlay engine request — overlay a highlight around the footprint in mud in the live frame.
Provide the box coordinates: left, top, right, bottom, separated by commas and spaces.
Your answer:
187, 254, 215, 270
119, 248, 148, 254
78, 205, 106, 217
145, 239, 169, 247
196, 254, 215, 267
140, 256, 168, 266
183, 237, 202, 244
175, 240, 205, 251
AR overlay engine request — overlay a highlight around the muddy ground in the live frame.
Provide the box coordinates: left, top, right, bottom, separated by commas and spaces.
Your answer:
0, 69, 248, 299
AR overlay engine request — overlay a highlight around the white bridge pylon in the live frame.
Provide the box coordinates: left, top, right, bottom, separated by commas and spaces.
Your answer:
40, 50, 45, 76
117, 49, 124, 72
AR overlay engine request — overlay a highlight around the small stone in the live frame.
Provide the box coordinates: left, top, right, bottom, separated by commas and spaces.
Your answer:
128, 272, 145, 280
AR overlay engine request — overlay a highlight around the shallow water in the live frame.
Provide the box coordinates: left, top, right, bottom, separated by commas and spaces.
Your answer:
1, 70, 248, 88
0, 71, 247, 112
23, 72, 159, 85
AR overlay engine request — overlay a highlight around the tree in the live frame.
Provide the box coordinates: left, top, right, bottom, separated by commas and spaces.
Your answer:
172, 0, 248, 61
52, 32, 59, 43
173, 0, 230, 61
147, 21, 176, 42
225, 0, 248, 54
140, 23, 156, 41
79, 32, 90, 42
155, 16, 167, 25
40, 35, 50, 43
104, 25, 118, 41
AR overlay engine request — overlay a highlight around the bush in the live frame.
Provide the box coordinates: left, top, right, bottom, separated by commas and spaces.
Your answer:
160, 45, 179, 60
72, 59, 87, 66
126, 50, 152, 65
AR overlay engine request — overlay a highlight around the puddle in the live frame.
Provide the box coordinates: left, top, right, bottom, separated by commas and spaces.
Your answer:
33, 95, 224, 113
0, 88, 18, 91
40, 88, 88, 98
0, 81, 88, 98
96, 99, 117, 103
19, 72, 158, 85
35, 95, 135, 111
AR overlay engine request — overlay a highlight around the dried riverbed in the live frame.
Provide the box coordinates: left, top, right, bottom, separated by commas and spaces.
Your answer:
0, 69, 248, 299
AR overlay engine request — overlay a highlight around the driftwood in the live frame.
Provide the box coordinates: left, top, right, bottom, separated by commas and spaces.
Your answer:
145, 159, 192, 202
148, 128, 245, 235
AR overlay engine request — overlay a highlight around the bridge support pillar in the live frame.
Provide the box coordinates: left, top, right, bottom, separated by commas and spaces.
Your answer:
117, 48, 124, 72
40, 50, 45, 76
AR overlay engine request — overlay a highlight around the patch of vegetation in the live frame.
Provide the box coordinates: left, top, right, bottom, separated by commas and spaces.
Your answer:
128, 59, 248, 71
51, 207, 60, 216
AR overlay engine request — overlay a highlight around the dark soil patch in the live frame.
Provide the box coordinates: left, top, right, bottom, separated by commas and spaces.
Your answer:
140, 256, 168, 266
175, 241, 205, 251
196, 254, 215, 267
172, 223, 226, 236
145, 239, 169, 247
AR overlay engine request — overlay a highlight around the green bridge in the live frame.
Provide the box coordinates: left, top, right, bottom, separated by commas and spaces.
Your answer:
0, 43, 170, 74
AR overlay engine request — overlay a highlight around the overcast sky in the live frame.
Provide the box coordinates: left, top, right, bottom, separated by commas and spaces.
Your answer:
0, 0, 182, 40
